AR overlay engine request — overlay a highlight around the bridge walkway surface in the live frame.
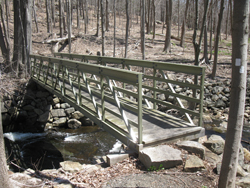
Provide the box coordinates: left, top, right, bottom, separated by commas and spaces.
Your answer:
30, 53, 205, 152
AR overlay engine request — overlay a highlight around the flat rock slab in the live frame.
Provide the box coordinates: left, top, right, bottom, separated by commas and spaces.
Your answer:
60, 161, 83, 173
184, 155, 205, 172
139, 145, 183, 169
107, 153, 129, 166
176, 140, 205, 159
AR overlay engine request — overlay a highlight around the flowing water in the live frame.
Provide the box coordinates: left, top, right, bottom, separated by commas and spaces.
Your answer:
4, 123, 250, 172
4, 126, 117, 171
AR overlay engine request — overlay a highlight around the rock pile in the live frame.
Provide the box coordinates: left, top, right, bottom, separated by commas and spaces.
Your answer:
1, 80, 93, 133
139, 134, 250, 187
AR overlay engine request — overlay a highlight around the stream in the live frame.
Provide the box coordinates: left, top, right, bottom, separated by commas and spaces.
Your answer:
4, 123, 250, 172
4, 125, 117, 172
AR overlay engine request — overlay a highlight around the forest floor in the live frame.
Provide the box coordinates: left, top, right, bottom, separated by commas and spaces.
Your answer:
1, 3, 250, 188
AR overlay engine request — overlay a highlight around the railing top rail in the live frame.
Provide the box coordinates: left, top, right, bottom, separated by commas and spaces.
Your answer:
54, 52, 205, 76
30, 54, 143, 84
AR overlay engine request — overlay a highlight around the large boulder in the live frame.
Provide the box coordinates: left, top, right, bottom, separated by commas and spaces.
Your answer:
184, 155, 205, 172
67, 119, 82, 129
60, 161, 83, 173
203, 135, 225, 155
51, 109, 66, 118
176, 140, 205, 159
139, 145, 183, 169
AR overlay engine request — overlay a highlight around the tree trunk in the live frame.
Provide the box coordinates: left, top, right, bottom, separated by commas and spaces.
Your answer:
45, 0, 51, 33
211, 0, 225, 78
106, 0, 109, 31
163, 0, 172, 53
84, 0, 88, 34
0, 99, 11, 188
113, 0, 116, 57
101, 0, 105, 56
152, 0, 155, 43
209, 0, 213, 59
203, 23, 209, 64
59, 0, 63, 37
218, 0, 249, 187
67, 0, 72, 53
33, 0, 39, 33
51, 0, 55, 27
95, 0, 100, 36
76, 0, 80, 29
125, 0, 129, 58
0, 4, 11, 72
180, 0, 189, 47
13, 0, 24, 77
141, 0, 145, 60
23, 0, 32, 75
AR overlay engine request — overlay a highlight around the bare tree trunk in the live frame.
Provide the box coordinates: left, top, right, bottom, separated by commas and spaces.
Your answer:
152, 0, 155, 43
125, 0, 129, 58
95, 0, 100, 36
51, 0, 55, 27
59, 0, 64, 37
84, 0, 88, 34
45, 0, 51, 33
209, 0, 213, 59
0, 99, 11, 188
113, 0, 116, 57
77, 0, 80, 29
163, 0, 172, 53
67, 0, 72, 53
180, 0, 189, 47
23, 0, 32, 75
0, 4, 11, 72
13, 0, 23, 76
218, 0, 249, 187
106, 0, 109, 31
225, 1, 229, 39
101, 0, 105, 56
146, 0, 150, 34
211, 0, 225, 78
63, 0, 67, 33
33, 0, 39, 33
141, 0, 145, 60
203, 23, 209, 64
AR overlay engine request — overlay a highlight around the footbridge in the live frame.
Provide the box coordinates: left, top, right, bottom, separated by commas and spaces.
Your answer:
30, 53, 205, 152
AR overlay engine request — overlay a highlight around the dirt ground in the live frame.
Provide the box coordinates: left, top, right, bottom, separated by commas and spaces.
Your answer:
2, 3, 250, 188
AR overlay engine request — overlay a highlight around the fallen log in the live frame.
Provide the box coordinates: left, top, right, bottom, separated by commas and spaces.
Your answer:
42, 35, 76, 44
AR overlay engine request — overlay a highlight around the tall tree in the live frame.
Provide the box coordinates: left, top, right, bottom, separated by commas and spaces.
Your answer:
95, 0, 100, 36
218, 0, 249, 187
59, 0, 64, 37
0, 99, 11, 188
67, 0, 72, 53
101, 0, 105, 56
12, 0, 32, 77
106, 0, 109, 31
180, 0, 189, 47
0, 3, 11, 71
141, 0, 145, 60
125, 0, 129, 58
211, 0, 225, 78
113, 0, 116, 57
163, 0, 172, 53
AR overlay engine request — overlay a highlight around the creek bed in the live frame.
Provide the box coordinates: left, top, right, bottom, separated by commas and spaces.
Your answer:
4, 125, 117, 172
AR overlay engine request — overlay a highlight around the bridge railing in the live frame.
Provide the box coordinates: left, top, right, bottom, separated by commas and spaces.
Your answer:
54, 52, 205, 127
30, 54, 144, 148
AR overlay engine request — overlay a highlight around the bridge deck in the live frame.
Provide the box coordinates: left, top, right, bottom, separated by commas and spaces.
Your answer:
79, 89, 204, 147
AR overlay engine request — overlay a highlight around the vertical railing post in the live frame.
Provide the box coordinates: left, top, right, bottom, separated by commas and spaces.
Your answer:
153, 66, 157, 109
77, 69, 82, 105
138, 74, 143, 145
199, 68, 205, 127
100, 69, 105, 122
